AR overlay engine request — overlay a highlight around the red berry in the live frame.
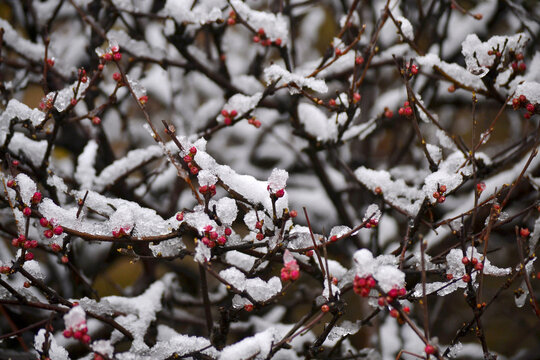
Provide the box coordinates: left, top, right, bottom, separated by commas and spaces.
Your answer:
366, 277, 376, 288
253, 36, 260, 43
437, 195, 445, 203
328, 99, 336, 106
190, 166, 199, 175
82, 334, 91, 344
476, 182, 486, 193
524, 113, 531, 120
221, 110, 229, 117
224, 227, 232, 236
25, 252, 34, 261
275, 189, 285, 198
113, 52, 122, 61
433, 192, 440, 199
23, 207, 31, 217
256, 233, 264, 240
139, 95, 148, 104
61, 255, 69, 263
51, 243, 61, 252
47, 58, 55, 67
519, 62, 527, 72
53, 226, 63, 235
23, 281, 31, 288
224, 117, 232, 125
440, 184, 447, 193
190, 146, 197, 155
321, 304, 329, 312
390, 309, 399, 318
12, 160, 19, 166
199, 185, 208, 194
330, 235, 338, 242
274, 38, 282, 46
353, 93, 361, 102
512, 62, 518, 71
230, 110, 238, 117
446, 273, 453, 280
176, 212, 184, 221
113, 72, 121, 81
462, 257, 469, 265
63, 329, 73, 338
384, 109, 393, 118
475, 262, 484, 271
527, 103, 535, 113
98, 64, 104, 70
471, 257, 478, 265
183, 155, 192, 163
360, 287, 370, 297
462, 274, 471, 282
257, 28, 265, 35
425, 344, 436, 355
92, 116, 101, 125
335, 48, 342, 56
520, 228, 530, 237
410, 64, 418, 75
6, 179, 15, 188
355, 56, 364, 65
404, 106, 413, 116
44, 229, 54, 238
73, 331, 82, 340
403, 306, 410, 313
388, 288, 398, 298
227, 18, 236, 25
244, 304, 254, 312
519, 95, 527, 103
378, 297, 386, 306
31, 192, 42, 203
71, 98, 77, 106
289, 210, 297, 218
306, 250, 313, 257
217, 236, 227, 245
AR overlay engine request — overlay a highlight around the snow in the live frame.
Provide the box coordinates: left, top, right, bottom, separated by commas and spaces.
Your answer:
264, 64, 328, 94
297, 102, 337, 141
75, 140, 98, 189
34, 329, 70, 360
217, 93, 263, 124
395, 16, 414, 41
215, 197, 238, 225
515, 81, 540, 104
230, 0, 289, 45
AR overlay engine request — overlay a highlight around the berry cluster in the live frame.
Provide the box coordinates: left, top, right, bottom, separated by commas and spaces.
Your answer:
252, 28, 282, 47
200, 225, 232, 248
254, 220, 264, 241
511, 52, 526, 73
221, 109, 238, 126
247, 117, 261, 128
398, 101, 413, 117
280, 258, 300, 282
461, 256, 483, 280
40, 217, 63, 238
100, 43, 121, 63
11, 234, 38, 252
182, 146, 199, 175
432, 184, 447, 203
227, 10, 237, 25
512, 95, 537, 119
63, 320, 91, 344
377, 287, 407, 307
199, 184, 217, 197
365, 217, 379, 229
353, 274, 376, 297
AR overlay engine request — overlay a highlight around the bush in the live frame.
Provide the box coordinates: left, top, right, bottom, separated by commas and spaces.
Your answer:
1, 0, 539, 359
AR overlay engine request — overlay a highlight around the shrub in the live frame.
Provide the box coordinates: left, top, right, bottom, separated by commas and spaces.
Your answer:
0, 1, 539, 359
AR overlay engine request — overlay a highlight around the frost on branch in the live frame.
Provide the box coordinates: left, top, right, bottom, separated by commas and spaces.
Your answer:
230, 0, 289, 45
